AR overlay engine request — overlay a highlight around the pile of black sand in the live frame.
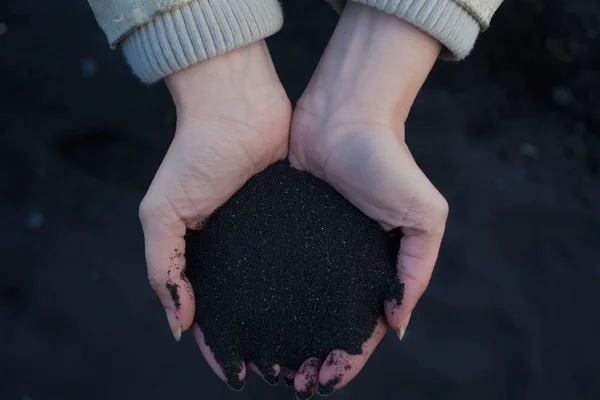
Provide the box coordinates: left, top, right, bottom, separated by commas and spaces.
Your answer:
185, 161, 402, 389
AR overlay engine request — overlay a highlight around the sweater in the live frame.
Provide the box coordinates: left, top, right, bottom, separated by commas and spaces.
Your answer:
86, 0, 503, 83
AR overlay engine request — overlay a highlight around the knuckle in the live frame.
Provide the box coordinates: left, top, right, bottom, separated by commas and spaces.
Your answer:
402, 250, 433, 278
432, 193, 449, 221
418, 192, 448, 233
400, 189, 449, 234
138, 196, 154, 224
404, 266, 431, 294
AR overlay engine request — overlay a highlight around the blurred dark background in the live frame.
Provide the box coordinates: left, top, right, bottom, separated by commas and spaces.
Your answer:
1, 0, 599, 399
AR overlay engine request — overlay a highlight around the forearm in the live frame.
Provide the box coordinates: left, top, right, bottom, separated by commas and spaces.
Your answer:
303, 2, 440, 128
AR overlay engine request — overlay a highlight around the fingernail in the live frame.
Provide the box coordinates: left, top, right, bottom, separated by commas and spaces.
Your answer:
316, 384, 336, 396
263, 373, 279, 386
251, 363, 279, 386
397, 312, 412, 341
317, 377, 340, 396
226, 377, 245, 391
295, 390, 314, 400
165, 308, 181, 342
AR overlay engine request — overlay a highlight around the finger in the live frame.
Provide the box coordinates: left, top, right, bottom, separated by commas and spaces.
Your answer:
295, 357, 321, 400
385, 191, 447, 338
282, 368, 297, 387
318, 318, 387, 395
248, 360, 280, 386
193, 324, 246, 391
139, 201, 195, 340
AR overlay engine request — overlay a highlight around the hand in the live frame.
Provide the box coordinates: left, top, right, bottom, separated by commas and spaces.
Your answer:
138, 41, 291, 388
288, 3, 448, 396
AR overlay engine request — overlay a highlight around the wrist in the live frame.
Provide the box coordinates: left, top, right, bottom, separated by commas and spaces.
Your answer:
166, 40, 283, 123
301, 2, 440, 126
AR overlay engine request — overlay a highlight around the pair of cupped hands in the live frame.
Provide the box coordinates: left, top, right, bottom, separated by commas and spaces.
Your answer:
139, 3, 448, 397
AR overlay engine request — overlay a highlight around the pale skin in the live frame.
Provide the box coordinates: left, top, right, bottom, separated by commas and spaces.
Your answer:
139, 2, 448, 396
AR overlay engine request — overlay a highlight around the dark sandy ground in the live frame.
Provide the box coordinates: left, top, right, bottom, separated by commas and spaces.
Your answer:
1, 0, 599, 399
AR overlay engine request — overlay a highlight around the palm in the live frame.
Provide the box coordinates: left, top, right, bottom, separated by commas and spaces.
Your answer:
149, 107, 290, 231
290, 120, 422, 230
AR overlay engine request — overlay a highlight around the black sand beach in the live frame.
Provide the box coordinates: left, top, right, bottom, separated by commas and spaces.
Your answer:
1, 0, 599, 399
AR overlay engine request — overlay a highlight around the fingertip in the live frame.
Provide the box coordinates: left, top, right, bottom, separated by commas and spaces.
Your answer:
318, 350, 349, 395
384, 298, 404, 332
164, 308, 181, 342
398, 311, 412, 341
318, 319, 388, 393
384, 261, 409, 333
193, 324, 246, 390
317, 377, 341, 396
236, 358, 247, 382
295, 357, 321, 398
272, 363, 281, 377
226, 372, 246, 392
146, 237, 195, 332
228, 360, 247, 391
163, 277, 196, 333
395, 219, 443, 329
226, 365, 247, 392
386, 270, 418, 340
176, 292, 196, 332
249, 361, 280, 386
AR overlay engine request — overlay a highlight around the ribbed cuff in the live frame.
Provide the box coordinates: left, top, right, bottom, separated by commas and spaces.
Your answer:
349, 0, 481, 60
121, 0, 284, 83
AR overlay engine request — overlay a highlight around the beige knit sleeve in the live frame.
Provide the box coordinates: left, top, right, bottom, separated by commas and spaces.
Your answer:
325, 0, 503, 59
87, 0, 283, 83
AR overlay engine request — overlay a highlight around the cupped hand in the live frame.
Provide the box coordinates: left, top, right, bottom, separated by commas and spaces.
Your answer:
138, 41, 291, 388
288, 116, 447, 396
287, 3, 447, 396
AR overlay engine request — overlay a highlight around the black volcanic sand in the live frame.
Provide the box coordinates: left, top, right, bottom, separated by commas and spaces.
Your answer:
185, 161, 403, 389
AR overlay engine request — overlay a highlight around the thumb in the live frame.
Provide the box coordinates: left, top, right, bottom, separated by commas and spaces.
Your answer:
384, 180, 448, 340
140, 203, 195, 341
